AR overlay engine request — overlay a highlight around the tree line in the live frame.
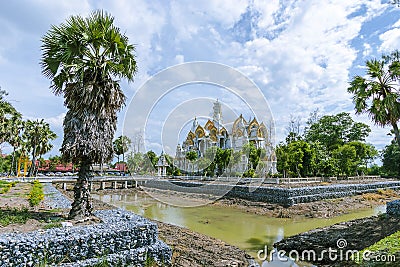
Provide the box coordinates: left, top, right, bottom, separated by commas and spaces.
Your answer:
0, 89, 57, 176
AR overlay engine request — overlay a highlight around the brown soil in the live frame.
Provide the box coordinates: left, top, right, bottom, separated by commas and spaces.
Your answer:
0, 182, 101, 234
215, 190, 398, 219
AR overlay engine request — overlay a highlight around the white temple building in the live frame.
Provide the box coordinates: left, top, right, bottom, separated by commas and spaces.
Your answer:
175, 100, 277, 176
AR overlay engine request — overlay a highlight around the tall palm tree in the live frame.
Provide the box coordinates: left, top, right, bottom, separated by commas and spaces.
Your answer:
7, 115, 24, 176
41, 11, 137, 219
0, 89, 19, 147
23, 119, 57, 176
348, 51, 400, 148
113, 135, 131, 175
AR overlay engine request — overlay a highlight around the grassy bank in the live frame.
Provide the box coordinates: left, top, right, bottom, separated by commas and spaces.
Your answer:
355, 229, 400, 265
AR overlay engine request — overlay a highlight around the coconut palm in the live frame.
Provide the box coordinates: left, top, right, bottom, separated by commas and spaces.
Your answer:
41, 11, 137, 219
23, 119, 57, 176
348, 51, 400, 148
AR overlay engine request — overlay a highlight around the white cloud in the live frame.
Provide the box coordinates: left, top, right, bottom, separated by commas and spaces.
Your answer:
0, 0, 397, 157
363, 43, 372, 57
175, 54, 184, 64
379, 28, 400, 53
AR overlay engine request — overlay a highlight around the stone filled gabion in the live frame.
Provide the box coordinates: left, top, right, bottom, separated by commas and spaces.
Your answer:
144, 180, 400, 207
43, 183, 72, 209
387, 200, 400, 217
0, 209, 171, 267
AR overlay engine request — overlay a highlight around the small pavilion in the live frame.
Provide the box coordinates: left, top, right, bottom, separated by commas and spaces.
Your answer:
156, 152, 169, 177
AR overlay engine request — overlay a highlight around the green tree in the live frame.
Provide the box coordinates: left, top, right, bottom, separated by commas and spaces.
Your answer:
348, 50, 400, 148
41, 11, 137, 219
5, 115, 24, 176
276, 140, 316, 177
0, 89, 20, 148
186, 151, 198, 175
143, 151, 157, 173
126, 152, 143, 174
113, 135, 132, 174
332, 144, 357, 177
22, 119, 57, 176
242, 143, 266, 176
204, 146, 218, 176
347, 141, 378, 174
381, 141, 400, 177
305, 112, 370, 150
48, 155, 63, 171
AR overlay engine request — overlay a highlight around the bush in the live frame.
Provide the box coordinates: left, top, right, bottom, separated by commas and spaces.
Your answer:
242, 168, 255, 178
28, 180, 44, 207
0, 181, 12, 194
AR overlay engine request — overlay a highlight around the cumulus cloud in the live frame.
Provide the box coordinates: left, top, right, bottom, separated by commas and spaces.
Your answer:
0, 0, 397, 156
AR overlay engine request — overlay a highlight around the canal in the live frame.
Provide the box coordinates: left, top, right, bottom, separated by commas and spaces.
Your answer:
93, 191, 385, 266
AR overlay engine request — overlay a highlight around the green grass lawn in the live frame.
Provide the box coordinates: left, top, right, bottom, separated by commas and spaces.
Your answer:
0, 207, 31, 226
355, 230, 400, 265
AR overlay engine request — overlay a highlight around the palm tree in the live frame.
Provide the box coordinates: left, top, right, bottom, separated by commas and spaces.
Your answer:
0, 89, 19, 147
348, 51, 400, 148
23, 119, 57, 176
7, 115, 24, 176
41, 11, 137, 219
113, 135, 131, 175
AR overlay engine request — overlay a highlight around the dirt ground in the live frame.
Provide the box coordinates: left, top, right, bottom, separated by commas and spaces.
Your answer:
214, 190, 399, 219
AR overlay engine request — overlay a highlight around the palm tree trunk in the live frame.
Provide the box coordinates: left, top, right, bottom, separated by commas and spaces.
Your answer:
28, 145, 37, 177
392, 122, 400, 148
69, 158, 93, 219
9, 147, 15, 176
122, 152, 125, 176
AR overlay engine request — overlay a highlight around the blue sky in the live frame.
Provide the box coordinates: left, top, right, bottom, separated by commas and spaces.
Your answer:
1, 0, 400, 158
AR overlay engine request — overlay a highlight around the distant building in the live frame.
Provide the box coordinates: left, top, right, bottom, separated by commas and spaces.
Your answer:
175, 100, 277, 176
156, 152, 169, 177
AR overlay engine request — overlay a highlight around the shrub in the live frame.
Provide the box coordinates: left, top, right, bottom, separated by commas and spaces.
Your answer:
0, 182, 12, 194
242, 168, 255, 178
28, 180, 44, 207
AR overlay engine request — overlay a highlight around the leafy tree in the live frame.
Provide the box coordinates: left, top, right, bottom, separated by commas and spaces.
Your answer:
143, 150, 157, 173
381, 141, 400, 177
5, 114, 24, 176
310, 141, 336, 177
113, 135, 131, 174
22, 119, 57, 176
305, 112, 370, 150
0, 154, 12, 173
242, 142, 264, 170
48, 155, 64, 171
0, 89, 20, 148
186, 151, 198, 175
196, 157, 212, 176
276, 140, 316, 177
227, 151, 242, 174
348, 50, 400, 148
126, 152, 144, 174
41, 11, 137, 219
347, 141, 378, 173
332, 144, 357, 177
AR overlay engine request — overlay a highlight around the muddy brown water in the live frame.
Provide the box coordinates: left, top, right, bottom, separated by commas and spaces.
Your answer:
93, 192, 385, 266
